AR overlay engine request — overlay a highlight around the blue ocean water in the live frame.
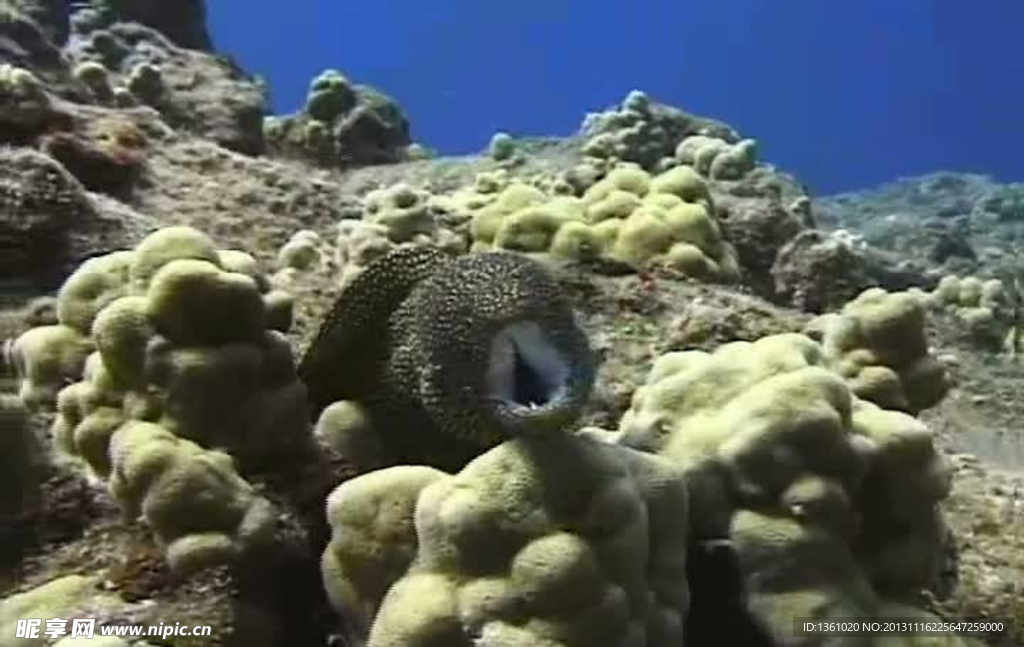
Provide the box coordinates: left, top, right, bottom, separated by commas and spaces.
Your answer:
209, 0, 1024, 194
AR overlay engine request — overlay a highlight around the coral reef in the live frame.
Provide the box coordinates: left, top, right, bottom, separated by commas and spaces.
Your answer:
457, 163, 742, 280
85, 0, 212, 51
322, 433, 690, 647
66, 21, 265, 154
926, 275, 1011, 351
488, 131, 516, 161
6, 226, 314, 577
579, 90, 738, 170
773, 228, 935, 313
674, 134, 758, 180
617, 333, 957, 642
817, 172, 1024, 277
0, 3, 1020, 645
807, 288, 950, 415
0, 146, 148, 288
0, 62, 55, 134
263, 68, 411, 168
107, 421, 277, 574
0, 7, 73, 102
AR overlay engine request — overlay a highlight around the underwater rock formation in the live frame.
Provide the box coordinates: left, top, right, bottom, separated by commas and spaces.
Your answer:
0, 147, 139, 288
773, 228, 935, 313
579, 90, 739, 171
66, 21, 265, 154
263, 68, 412, 168
80, 0, 212, 51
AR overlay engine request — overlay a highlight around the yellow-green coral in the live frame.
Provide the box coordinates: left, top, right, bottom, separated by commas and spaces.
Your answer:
807, 288, 949, 414
145, 258, 267, 345
464, 163, 738, 279
352, 185, 469, 270
585, 165, 738, 279
333, 220, 397, 289
0, 63, 52, 128
321, 464, 446, 635
926, 275, 1010, 349
469, 181, 548, 248
615, 333, 954, 639
56, 250, 134, 335
129, 226, 222, 289
364, 183, 438, 243
8, 324, 94, 408
732, 510, 980, 647
674, 135, 757, 180
491, 198, 586, 254
313, 400, 382, 471
9, 227, 308, 574
0, 575, 131, 647
125, 62, 165, 105
73, 61, 113, 101
321, 433, 690, 647
108, 421, 277, 575
51, 352, 125, 478
277, 229, 323, 271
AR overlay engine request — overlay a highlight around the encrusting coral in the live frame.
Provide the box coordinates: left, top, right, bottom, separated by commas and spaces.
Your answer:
299, 245, 598, 472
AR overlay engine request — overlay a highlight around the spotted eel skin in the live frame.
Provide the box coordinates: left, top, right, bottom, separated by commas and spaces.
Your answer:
298, 246, 597, 471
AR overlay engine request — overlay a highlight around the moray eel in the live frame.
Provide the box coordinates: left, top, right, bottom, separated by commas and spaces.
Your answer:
298, 246, 597, 471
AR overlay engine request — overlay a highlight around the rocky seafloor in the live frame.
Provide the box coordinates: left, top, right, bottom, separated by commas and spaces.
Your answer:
1, 2, 1024, 647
